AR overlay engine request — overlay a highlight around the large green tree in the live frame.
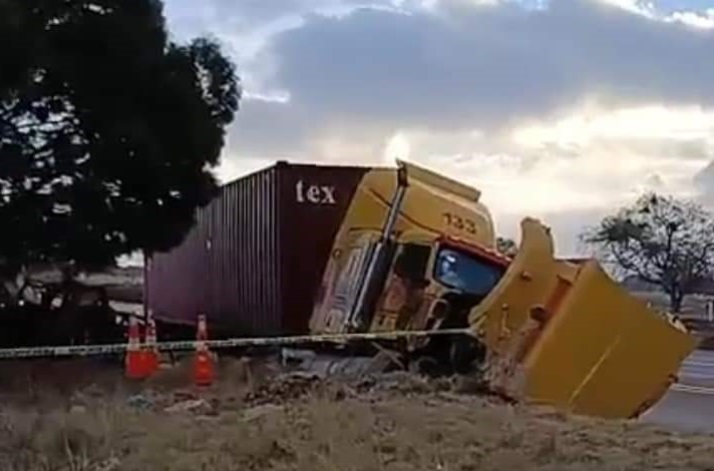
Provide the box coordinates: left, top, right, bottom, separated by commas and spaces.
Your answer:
581, 193, 714, 313
0, 0, 240, 277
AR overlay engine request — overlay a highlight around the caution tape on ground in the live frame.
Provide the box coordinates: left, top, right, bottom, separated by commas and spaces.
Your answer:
0, 328, 474, 360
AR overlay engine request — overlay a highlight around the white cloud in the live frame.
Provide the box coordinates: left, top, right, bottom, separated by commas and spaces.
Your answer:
665, 8, 714, 28
213, 156, 278, 184
574, 0, 714, 29
512, 104, 714, 149
411, 142, 702, 216
383, 132, 411, 165
162, 0, 714, 252
385, 103, 712, 229
589, 0, 714, 27
595, 0, 655, 16
263, 0, 714, 140
243, 90, 291, 103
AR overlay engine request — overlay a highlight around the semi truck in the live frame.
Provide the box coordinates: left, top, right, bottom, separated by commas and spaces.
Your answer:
146, 159, 697, 419
308, 160, 698, 419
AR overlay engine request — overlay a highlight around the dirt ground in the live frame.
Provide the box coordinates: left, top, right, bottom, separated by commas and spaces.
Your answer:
2, 356, 714, 471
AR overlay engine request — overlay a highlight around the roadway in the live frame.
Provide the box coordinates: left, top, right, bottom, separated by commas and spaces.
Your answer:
641, 349, 714, 432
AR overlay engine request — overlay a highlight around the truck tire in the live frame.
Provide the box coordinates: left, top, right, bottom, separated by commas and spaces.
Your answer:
449, 335, 484, 375
409, 355, 440, 376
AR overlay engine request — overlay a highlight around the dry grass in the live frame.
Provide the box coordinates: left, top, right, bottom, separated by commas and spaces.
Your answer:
2, 358, 714, 471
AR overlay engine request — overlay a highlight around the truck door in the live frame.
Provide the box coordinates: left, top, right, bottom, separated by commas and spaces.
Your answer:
311, 234, 376, 333
371, 243, 432, 332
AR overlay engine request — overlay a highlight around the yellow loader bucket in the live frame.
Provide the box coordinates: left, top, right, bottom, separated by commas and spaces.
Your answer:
470, 218, 699, 419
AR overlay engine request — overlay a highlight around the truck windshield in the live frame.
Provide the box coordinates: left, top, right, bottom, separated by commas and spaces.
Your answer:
433, 247, 505, 296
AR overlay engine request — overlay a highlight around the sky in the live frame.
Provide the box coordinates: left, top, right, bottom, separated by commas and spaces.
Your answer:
159, 0, 714, 256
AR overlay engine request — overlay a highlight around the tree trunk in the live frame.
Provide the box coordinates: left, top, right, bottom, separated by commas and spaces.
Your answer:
669, 290, 684, 313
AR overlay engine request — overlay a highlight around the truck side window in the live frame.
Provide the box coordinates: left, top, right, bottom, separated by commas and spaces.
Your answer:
394, 243, 431, 281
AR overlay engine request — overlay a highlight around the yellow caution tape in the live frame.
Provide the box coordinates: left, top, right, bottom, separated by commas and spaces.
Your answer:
0, 328, 473, 360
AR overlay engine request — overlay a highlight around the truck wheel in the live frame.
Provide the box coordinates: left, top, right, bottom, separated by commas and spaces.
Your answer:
449, 336, 482, 375
409, 355, 440, 376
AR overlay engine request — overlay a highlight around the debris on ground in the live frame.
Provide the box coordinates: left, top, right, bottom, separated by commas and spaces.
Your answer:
242, 403, 285, 422
244, 372, 323, 406
162, 396, 220, 416
126, 394, 153, 410
163, 398, 208, 413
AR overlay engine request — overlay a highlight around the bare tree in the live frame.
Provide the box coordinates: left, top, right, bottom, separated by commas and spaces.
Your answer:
581, 193, 714, 312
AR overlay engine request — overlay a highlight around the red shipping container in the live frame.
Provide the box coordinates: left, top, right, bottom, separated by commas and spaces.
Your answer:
145, 161, 370, 336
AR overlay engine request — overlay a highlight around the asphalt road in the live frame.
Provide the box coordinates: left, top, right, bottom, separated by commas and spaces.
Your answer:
642, 349, 714, 433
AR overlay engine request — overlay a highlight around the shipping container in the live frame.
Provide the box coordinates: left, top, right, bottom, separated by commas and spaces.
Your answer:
145, 161, 372, 337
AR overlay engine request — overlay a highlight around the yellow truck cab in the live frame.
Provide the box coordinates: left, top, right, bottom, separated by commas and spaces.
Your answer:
309, 160, 699, 419
309, 161, 513, 371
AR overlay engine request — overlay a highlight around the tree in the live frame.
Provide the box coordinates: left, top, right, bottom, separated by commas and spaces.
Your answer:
0, 0, 241, 278
496, 237, 518, 257
580, 193, 714, 312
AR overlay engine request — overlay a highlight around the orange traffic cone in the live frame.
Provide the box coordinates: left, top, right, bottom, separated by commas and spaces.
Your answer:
193, 314, 215, 387
142, 312, 160, 377
125, 315, 147, 379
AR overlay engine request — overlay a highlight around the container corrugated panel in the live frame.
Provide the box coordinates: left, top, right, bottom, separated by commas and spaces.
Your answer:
205, 166, 281, 334
146, 222, 197, 323
148, 165, 281, 333
146, 161, 370, 336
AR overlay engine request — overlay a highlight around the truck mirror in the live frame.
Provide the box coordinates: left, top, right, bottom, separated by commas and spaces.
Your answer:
397, 163, 409, 187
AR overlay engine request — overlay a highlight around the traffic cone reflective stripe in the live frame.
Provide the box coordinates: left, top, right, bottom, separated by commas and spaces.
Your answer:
125, 315, 146, 379
197, 315, 208, 342
193, 314, 215, 386
194, 349, 215, 386
142, 312, 160, 376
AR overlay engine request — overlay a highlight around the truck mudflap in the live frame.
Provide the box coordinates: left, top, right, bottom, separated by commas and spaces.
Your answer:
469, 218, 699, 419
